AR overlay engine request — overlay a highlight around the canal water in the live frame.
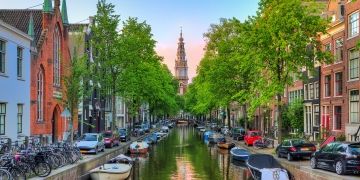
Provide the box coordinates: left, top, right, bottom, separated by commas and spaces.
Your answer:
129, 126, 251, 180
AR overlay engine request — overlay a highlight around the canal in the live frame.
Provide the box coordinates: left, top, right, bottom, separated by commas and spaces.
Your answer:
129, 126, 251, 180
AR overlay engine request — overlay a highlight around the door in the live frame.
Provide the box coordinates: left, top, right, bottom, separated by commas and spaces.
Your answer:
280, 140, 291, 156
330, 144, 346, 170
318, 143, 336, 169
52, 108, 59, 143
321, 106, 330, 138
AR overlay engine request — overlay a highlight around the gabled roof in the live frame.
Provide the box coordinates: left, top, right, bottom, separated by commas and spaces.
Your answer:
0, 9, 43, 45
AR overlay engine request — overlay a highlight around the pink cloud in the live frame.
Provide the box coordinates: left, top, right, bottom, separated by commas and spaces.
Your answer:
156, 40, 205, 83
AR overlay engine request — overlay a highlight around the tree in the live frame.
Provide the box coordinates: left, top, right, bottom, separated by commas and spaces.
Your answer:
91, 0, 121, 131
247, 0, 331, 142
63, 39, 89, 143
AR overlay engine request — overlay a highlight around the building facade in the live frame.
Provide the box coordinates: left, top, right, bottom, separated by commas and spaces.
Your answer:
344, 0, 360, 141
0, 20, 32, 141
175, 29, 188, 95
303, 67, 321, 140
0, 0, 74, 143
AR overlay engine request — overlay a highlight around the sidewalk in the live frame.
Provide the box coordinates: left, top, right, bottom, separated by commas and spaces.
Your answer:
226, 137, 360, 180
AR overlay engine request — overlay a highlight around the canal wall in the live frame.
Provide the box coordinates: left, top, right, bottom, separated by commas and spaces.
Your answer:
29, 133, 151, 180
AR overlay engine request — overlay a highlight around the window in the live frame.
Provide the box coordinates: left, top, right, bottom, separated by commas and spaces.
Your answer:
17, 104, 23, 133
305, 106, 312, 134
325, 43, 331, 52
334, 106, 342, 130
335, 38, 343, 63
335, 72, 343, 96
315, 82, 319, 99
349, 12, 359, 38
53, 27, 61, 87
309, 83, 314, 99
37, 70, 44, 121
17, 47, 23, 78
325, 75, 331, 97
304, 84, 308, 100
0, 103, 5, 135
314, 105, 320, 126
0, 40, 5, 73
350, 90, 359, 123
349, 49, 359, 80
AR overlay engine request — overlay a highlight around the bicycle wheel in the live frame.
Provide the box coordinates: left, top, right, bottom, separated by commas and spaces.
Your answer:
253, 140, 262, 149
9, 167, 26, 180
33, 162, 51, 177
0, 168, 12, 180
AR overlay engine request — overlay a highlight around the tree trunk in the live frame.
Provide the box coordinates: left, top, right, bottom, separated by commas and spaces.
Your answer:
111, 93, 116, 132
227, 106, 231, 128
244, 104, 247, 130
277, 93, 282, 143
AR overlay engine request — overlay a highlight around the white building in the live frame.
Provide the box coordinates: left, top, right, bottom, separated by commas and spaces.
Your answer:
0, 20, 32, 141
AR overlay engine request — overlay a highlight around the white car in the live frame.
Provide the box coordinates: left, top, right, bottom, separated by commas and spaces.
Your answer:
76, 133, 105, 154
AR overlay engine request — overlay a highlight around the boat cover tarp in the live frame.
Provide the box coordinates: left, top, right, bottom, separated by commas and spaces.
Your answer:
231, 147, 250, 156
247, 154, 282, 170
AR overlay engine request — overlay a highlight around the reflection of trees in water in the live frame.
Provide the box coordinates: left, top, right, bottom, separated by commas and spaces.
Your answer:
132, 127, 251, 180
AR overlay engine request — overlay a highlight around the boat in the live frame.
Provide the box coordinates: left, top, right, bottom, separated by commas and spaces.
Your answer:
230, 147, 250, 161
203, 130, 213, 142
217, 142, 235, 149
130, 141, 149, 154
246, 154, 290, 180
89, 154, 133, 180
161, 126, 169, 133
208, 133, 225, 144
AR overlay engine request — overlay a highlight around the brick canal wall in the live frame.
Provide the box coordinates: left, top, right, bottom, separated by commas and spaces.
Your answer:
29, 133, 151, 180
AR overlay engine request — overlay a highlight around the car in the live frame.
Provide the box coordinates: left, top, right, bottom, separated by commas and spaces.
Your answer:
119, 128, 131, 142
244, 130, 261, 146
231, 127, 246, 140
76, 133, 105, 154
134, 125, 145, 136
142, 123, 150, 133
310, 142, 360, 175
103, 131, 120, 148
276, 139, 316, 161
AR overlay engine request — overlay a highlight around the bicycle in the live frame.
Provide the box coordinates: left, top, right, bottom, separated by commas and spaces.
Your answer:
253, 137, 274, 149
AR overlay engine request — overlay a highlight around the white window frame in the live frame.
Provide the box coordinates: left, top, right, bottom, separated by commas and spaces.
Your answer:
334, 38, 343, 63
313, 104, 320, 127
53, 26, 61, 87
37, 70, 44, 122
348, 11, 359, 38
0, 103, 6, 135
304, 84, 308, 100
334, 71, 343, 97
314, 81, 319, 99
0, 39, 6, 74
17, 104, 23, 133
324, 75, 331, 98
17, 46, 23, 78
349, 89, 360, 123
349, 49, 359, 80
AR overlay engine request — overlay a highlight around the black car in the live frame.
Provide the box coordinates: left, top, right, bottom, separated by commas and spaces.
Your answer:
118, 128, 130, 142
310, 142, 360, 175
276, 139, 316, 161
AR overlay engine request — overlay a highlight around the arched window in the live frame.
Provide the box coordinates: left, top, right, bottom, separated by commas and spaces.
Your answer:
53, 26, 61, 87
37, 69, 44, 121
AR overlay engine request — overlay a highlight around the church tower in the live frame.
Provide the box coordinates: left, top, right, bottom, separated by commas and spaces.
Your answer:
175, 28, 189, 95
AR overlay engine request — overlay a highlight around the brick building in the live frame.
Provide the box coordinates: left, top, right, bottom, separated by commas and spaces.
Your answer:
0, 0, 74, 143
344, 0, 360, 141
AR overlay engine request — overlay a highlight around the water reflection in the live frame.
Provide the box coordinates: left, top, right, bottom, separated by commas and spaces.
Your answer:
130, 126, 251, 180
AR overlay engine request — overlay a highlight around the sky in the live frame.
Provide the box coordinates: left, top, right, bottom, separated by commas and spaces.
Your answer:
2, 0, 259, 82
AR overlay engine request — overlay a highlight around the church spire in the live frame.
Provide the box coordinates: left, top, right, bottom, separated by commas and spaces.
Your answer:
43, 0, 53, 13
28, 13, 34, 38
61, 0, 69, 25
175, 27, 188, 95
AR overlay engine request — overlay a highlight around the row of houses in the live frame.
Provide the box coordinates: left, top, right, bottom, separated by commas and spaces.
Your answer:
244, 0, 360, 142
0, 0, 129, 143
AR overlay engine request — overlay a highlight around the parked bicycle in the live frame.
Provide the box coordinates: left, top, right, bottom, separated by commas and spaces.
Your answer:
253, 137, 274, 149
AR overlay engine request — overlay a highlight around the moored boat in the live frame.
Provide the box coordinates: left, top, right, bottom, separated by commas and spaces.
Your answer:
246, 154, 290, 180
130, 141, 149, 154
230, 147, 250, 161
208, 133, 225, 144
89, 154, 133, 180
217, 142, 235, 149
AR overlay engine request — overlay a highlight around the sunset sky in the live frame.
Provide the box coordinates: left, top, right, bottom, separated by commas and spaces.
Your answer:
3, 0, 259, 82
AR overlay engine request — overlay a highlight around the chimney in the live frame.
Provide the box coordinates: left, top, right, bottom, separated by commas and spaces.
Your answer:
338, 1, 345, 21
